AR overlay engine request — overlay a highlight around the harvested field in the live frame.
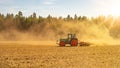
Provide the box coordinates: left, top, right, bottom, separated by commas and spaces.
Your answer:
0, 41, 120, 68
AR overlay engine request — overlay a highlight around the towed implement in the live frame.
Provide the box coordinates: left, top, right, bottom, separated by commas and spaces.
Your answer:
57, 33, 90, 46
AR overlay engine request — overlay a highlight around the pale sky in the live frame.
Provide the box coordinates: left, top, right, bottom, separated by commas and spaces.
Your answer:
0, 0, 120, 17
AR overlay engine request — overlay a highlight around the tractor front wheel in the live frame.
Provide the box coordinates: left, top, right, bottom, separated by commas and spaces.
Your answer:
59, 41, 65, 46
71, 39, 78, 46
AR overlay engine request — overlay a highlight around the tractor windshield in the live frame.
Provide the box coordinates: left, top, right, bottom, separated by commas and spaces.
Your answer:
68, 34, 72, 39
68, 34, 76, 39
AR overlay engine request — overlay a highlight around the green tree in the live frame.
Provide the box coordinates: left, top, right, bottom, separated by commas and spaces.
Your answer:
0, 13, 5, 30
46, 14, 52, 23
38, 16, 44, 23
31, 12, 38, 24
66, 15, 71, 21
14, 11, 27, 30
81, 16, 87, 21
74, 14, 78, 20
18, 11, 23, 17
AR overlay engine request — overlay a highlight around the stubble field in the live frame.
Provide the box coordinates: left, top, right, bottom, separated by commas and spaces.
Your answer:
0, 41, 120, 68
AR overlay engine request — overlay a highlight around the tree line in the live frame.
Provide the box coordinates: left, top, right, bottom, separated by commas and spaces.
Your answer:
0, 11, 89, 31
0, 11, 120, 38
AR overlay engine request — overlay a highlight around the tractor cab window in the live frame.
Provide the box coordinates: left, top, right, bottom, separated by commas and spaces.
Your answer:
68, 34, 72, 41
72, 34, 76, 38
68, 34, 76, 39
68, 34, 72, 39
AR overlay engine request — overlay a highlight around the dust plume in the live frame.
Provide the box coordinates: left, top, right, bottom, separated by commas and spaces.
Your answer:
0, 14, 120, 46
55, 17, 120, 46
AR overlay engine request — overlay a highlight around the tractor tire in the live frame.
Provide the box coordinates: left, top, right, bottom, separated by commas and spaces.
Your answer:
59, 41, 65, 46
70, 39, 78, 46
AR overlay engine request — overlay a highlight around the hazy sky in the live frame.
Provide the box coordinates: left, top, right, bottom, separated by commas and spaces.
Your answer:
0, 0, 120, 17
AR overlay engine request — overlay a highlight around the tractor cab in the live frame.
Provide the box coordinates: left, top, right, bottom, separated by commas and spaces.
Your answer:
68, 34, 76, 39
67, 34, 76, 41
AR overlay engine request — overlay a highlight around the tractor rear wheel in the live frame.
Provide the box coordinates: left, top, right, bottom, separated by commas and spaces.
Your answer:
70, 39, 78, 46
60, 41, 65, 46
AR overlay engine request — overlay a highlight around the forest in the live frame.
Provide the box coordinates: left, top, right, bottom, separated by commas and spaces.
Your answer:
0, 11, 120, 41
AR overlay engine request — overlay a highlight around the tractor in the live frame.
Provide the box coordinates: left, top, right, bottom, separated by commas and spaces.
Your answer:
59, 33, 78, 46
58, 33, 91, 46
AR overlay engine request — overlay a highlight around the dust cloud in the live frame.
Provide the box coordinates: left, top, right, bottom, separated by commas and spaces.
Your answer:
57, 19, 120, 46
0, 16, 120, 46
